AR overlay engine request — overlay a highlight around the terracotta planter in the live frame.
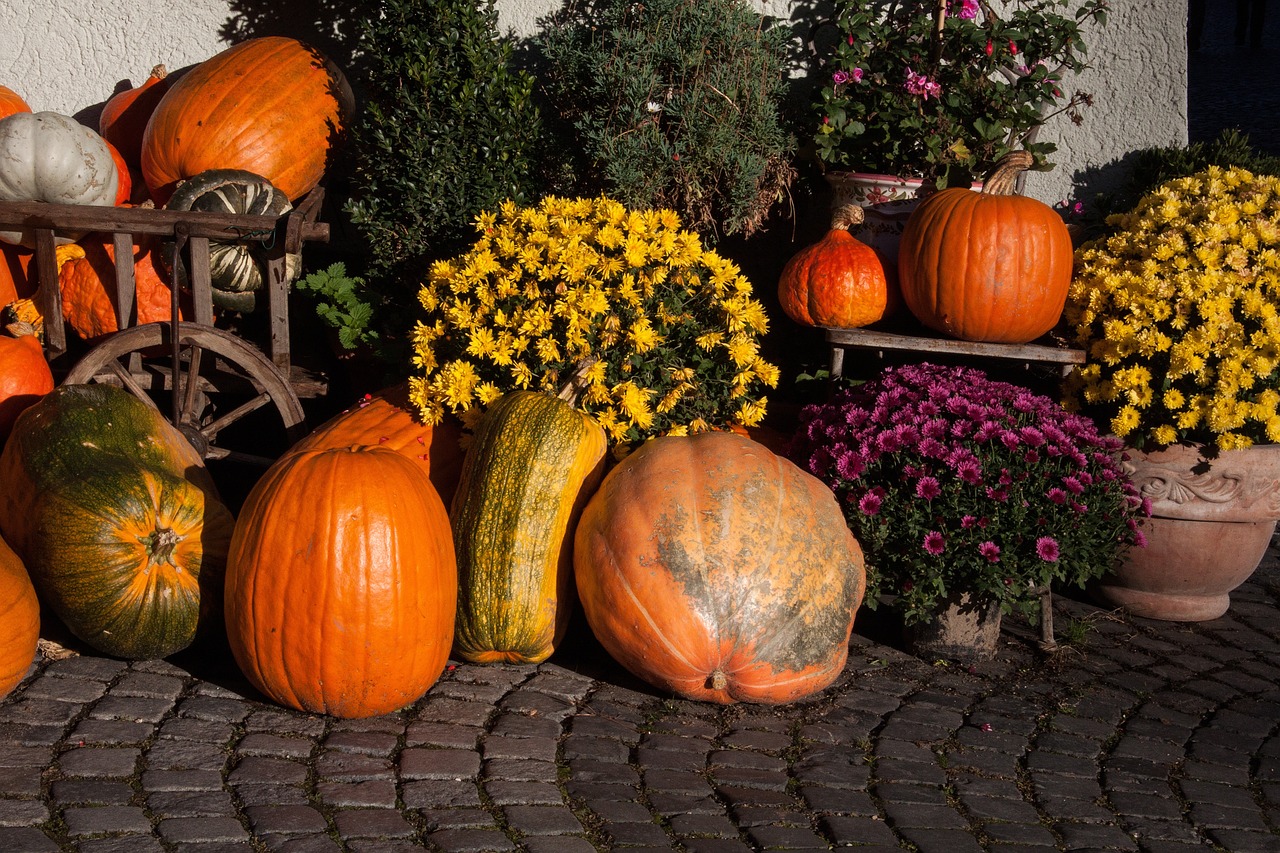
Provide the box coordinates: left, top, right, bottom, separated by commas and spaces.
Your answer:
1091, 443, 1280, 621
902, 592, 1002, 661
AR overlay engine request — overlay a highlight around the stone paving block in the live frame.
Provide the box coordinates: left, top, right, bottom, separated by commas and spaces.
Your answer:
146, 737, 231, 771
259, 833, 344, 853
1187, 801, 1271, 831
711, 766, 791, 791
233, 784, 311, 808
483, 779, 564, 806
156, 815, 251, 843
894, 826, 985, 852
645, 792, 724, 816
604, 820, 675, 847
1055, 820, 1140, 850
0, 698, 85, 729
747, 824, 839, 849
521, 837, 600, 853
584, 798, 652, 823
0, 766, 46, 797
882, 801, 970, 831
330, 807, 417, 838
21, 675, 109, 703
315, 779, 399, 808
227, 756, 308, 787
485, 714, 560, 741
51, 778, 135, 806
679, 839, 755, 853
140, 768, 225, 792
235, 733, 317, 760
420, 807, 495, 830
709, 749, 786, 772
76, 836, 167, 853
482, 734, 559, 761
502, 803, 587, 835
429, 827, 519, 851
668, 811, 740, 838
0, 797, 48, 826
982, 821, 1059, 846
0, 826, 58, 852
62, 804, 153, 835
244, 709, 327, 739
147, 789, 238, 818
399, 747, 481, 781
1204, 828, 1280, 853
416, 698, 495, 728
89, 695, 173, 723
157, 716, 236, 743
499, 690, 575, 721
56, 746, 141, 779
634, 747, 704, 772
175, 695, 252, 723
323, 730, 399, 755
315, 750, 394, 781
719, 729, 792, 753
872, 781, 949, 805
483, 756, 559, 782
559, 734, 631, 763
401, 779, 483, 809
345, 841, 423, 853
799, 784, 878, 815
46, 656, 130, 682
873, 757, 949, 786
405, 721, 484, 749
715, 785, 794, 808
960, 794, 1043, 824
819, 813, 899, 846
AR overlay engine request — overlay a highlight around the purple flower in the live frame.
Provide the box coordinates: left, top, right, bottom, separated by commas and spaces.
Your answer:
923, 531, 946, 555
1047, 487, 1068, 505
858, 491, 883, 516
832, 70, 851, 85
1036, 536, 1060, 562
952, 0, 980, 19
1062, 476, 1085, 495
916, 476, 942, 500
979, 541, 1001, 562
836, 451, 864, 480
961, 515, 978, 529
904, 68, 942, 99
955, 459, 982, 484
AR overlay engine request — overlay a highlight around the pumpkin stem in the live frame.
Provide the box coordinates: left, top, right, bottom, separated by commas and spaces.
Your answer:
982, 151, 1035, 197
557, 356, 599, 406
3, 321, 36, 339
150, 64, 168, 80
831, 204, 865, 232
143, 527, 181, 567
708, 669, 728, 692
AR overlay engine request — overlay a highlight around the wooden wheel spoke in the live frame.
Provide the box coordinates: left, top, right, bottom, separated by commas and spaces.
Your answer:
198, 392, 272, 442
104, 359, 162, 412
178, 344, 206, 428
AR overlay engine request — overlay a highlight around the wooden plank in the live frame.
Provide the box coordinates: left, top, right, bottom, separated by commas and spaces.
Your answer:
186, 235, 214, 327
111, 231, 136, 328
824, 326, 1085, 365
33, 228, 64, 356
0, 198, 329, 243
266, 251, 290, 372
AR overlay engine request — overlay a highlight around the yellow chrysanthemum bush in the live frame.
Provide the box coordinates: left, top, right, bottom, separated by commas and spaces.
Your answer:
408, 195, 779, 446
1062, 166, 1280, 453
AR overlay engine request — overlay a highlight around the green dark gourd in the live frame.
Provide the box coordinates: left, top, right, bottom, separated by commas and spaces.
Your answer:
450, 390, 607, 664
0, 384, 233, 659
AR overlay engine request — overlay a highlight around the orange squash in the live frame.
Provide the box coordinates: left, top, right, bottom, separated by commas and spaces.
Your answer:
224, 445, 457, 718
778, 204, 889, 328
289, 383, 466, 508
0, 531, 39, 701
104, 139, 132, 206
0, 322, 53, 443
58, 235, 185, 339
897, 151, 1073, 344
141, 37, 354, 205
574, 431, 866, 705
0, 85, 30, 120
99, 64, 169, 173
0, 243, 33, 307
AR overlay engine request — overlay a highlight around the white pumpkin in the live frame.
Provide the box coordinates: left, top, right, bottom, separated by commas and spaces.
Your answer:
0, 111, 120, 247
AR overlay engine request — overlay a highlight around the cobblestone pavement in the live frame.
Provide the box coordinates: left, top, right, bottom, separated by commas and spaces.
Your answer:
1, 539, 1279, 853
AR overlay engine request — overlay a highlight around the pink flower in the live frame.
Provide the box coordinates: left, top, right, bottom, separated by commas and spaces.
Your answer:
979, 541, 1001, 563
858, 491, 883, 516
923, 531, 946, 555
1036, 536, 1060, 562
832, 70, 851, 85
851, 67, 864, 83
952, 0, 979, 19
904, 68, 941, 100
916, 476, 942, 500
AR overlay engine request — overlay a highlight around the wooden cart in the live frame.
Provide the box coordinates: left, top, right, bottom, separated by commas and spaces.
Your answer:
0, 191, 329, 465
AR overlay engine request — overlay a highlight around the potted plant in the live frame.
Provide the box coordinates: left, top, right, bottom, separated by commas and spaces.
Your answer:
408, 195, 780, 448
1062, 165, 1280, 621
790, 362, 1147, 660
808, 0, 1107, 267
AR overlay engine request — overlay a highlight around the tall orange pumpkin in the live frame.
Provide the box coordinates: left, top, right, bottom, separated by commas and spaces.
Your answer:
897, 151, 1073, 344
58, 235, 185, 339
288, 383, 466, 509
224, 446, 457, 718
141, 37, 354, 205
99, 64, 169, 172
0, 86, 30, 120
0, 531, 39, 701
778, 204, 890, 328
574, 431, 866, 705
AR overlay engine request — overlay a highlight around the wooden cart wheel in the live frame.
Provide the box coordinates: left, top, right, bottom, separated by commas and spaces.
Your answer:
63, 322, 307, 466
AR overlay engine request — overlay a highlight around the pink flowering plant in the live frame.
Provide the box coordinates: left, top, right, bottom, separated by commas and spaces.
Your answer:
790, 363, 1149, 626
812, 0, 1108, 188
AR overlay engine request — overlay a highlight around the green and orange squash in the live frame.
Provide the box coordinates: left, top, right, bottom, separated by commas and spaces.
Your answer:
0, 384, 233, 660
450, 390, 607, 665
224, 445, 457, 718
574, 431, 865, 704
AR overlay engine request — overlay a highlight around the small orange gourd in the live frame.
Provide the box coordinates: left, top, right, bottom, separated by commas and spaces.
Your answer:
897, 151, 1073, 344
0, 86, 30, 121
778, 204, 889, 329
0, 531, 39, 701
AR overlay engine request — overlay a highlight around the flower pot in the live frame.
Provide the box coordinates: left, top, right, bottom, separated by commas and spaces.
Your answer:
902, 591, 1002, 661
1091, 443, 1280, 621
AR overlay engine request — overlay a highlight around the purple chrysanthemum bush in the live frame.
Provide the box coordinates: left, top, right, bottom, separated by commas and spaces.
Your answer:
790, 363, 1150, 627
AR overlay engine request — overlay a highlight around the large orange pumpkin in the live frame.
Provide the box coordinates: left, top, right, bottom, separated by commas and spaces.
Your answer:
58, 235, 185, 339
0, 86, 30, 120
224, 445, 457, 718
574, 431, 866, 705
288, 383, 466, 509
141, 37, 354, 205
897, 151, 1073, 344
778, 204, 890, 328
0, 531, 39, 701
0, 322, 53, 444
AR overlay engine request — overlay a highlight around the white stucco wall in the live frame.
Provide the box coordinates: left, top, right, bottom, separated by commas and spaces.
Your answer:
1, 0, 1187, 207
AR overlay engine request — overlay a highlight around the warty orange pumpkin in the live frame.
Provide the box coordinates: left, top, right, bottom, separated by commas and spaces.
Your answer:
58, 234, 185, 339
897, 151, 1073, 344
141, 37, 354, 205
0, 530, 39, 701
778, 204, 889, 329
224, 445, 457, 718
574, 431, 866, 705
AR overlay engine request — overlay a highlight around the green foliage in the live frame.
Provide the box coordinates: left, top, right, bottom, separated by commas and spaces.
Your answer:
535, 0, 797, 240
293, 263, 377, 351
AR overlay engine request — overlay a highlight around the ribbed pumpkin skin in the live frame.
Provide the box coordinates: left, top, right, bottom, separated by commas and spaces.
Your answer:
0, 531, 39, 700
778, 218, 888, 328
59, 235, 183, 339
897, 187, 1073, 344
0, 329, 53, 443
225, 446, 457, 718
289, 383, 465, 509
451, 391, 607, 665
141, 37, 353, 205
574, 431, 866, 705
0, 385, 233, 660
